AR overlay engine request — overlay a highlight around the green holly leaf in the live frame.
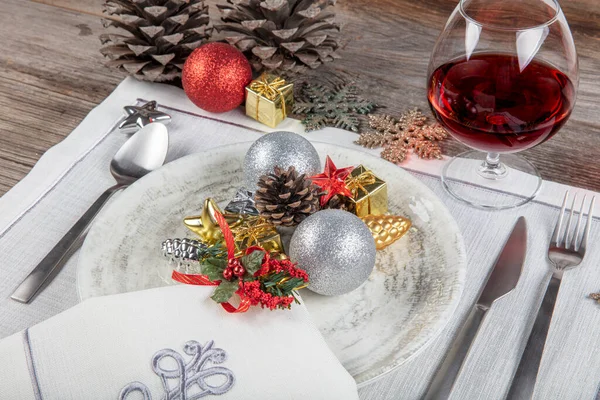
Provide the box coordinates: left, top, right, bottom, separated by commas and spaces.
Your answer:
211, 280, 239, 303
200, 258, 227, 282
209, 258, 228, 268
240, 250, 265, 276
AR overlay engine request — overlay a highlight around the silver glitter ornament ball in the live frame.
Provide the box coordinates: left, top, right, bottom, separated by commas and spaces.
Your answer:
243, 131, 321, 191
289, 209, 377, 296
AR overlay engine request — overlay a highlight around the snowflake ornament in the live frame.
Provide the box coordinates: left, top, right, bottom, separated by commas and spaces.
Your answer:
293, 81, 378, 132
355, 109, 448, 164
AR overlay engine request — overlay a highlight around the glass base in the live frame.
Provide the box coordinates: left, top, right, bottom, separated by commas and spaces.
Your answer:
441, 151, 542, 210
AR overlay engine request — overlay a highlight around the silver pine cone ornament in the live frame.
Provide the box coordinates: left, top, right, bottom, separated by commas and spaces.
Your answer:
162, 238, 206, 261
100, 0, 213, 82
216, 0, 341, 75
255, 166, 322, 226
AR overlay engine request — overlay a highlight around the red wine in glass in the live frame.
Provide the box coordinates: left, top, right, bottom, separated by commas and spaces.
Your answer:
428, 53, 575, 153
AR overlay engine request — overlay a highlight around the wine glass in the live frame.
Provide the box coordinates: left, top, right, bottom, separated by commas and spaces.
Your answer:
427, 0, 578, 209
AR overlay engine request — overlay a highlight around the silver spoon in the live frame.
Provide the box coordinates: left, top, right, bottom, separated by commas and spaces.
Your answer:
11, 123, 169, 303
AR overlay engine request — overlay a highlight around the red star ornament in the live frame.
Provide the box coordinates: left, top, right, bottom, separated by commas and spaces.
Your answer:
310, 156, 355, 206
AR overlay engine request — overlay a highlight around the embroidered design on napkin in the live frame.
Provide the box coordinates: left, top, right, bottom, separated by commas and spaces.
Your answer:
119, 340, 235, 399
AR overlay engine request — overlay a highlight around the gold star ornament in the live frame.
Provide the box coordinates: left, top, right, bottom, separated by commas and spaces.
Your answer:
183, 198, 243, 245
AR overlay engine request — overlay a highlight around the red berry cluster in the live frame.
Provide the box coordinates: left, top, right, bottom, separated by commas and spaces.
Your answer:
222, 258, 246, 281
238, 258, 309, 310
239, 280, 295, 310
254, 258, 309, 281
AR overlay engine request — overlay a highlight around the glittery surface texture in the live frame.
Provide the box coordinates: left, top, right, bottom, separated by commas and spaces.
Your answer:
289, 209, 376, 296
182, 43, 252, 113
243, 131, 321, 191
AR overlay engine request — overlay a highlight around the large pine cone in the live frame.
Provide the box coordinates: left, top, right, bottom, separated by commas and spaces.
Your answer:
216, 0, 341, 75
255, 166, 322, 226
100, 0, 213, 82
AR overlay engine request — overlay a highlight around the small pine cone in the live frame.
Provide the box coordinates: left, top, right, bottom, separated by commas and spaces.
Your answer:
323, 194, 353, 212
255, 166, 322, 226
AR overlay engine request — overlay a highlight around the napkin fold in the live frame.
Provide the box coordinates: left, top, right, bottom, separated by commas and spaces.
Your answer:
0, 285, 358, 399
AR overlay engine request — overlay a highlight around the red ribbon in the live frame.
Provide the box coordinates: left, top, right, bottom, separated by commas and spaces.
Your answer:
171, 270, 218, 286
213, 211, 236, 260
171, 209, 253, 313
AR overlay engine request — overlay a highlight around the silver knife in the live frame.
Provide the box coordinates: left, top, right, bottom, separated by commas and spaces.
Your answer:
505, 276, 558, 400
424, 216, 527, 400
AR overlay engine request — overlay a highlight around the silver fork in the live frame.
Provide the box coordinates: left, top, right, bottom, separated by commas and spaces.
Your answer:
507, 191, 595, 399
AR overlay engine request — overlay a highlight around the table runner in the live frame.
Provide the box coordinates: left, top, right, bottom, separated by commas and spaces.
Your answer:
1, 77, 599, 400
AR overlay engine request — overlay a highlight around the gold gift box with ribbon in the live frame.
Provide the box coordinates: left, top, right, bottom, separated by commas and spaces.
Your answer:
344, 165, 388, 217
245, 73, 294, 128
231, 215, 285, 258
184, 199, 284, 257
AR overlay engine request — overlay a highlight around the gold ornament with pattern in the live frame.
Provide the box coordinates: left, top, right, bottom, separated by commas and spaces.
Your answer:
361, 214, 411, 250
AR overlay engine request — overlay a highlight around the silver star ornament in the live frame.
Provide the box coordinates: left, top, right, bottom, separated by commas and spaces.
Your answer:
118, 100, 171, 132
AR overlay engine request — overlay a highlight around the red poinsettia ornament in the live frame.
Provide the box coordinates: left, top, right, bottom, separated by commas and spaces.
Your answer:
310, 156, 355, 206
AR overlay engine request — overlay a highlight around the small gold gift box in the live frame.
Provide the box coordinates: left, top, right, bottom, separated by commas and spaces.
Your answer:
232, 216, 285, 257
245, 73, 294, 128
344, 165, 388, 217
184, 199, 284, 257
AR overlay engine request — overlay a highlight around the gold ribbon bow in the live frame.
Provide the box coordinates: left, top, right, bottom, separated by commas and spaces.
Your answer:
346, 170, 377, 197
233, 216, 275, 247
249, 75, 288, 119
233, 216, 285, 258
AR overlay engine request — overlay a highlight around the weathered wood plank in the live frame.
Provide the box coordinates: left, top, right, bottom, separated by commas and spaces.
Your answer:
30, 0, 103, 16
1, 0, 599, 197
0, 0, 123, 196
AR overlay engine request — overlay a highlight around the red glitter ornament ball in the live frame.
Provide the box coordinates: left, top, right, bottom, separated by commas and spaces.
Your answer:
182, 43, 253, 113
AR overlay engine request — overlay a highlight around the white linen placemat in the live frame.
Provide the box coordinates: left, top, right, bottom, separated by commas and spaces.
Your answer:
1, 77, 599, 400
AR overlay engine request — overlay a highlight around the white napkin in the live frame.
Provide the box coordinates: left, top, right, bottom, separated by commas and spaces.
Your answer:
0, 285, 358, 399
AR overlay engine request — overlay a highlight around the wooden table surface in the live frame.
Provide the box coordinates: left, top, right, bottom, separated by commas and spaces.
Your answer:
1, 0, 598, 196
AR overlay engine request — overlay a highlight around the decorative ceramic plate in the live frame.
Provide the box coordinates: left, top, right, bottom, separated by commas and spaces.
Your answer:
77, 142, 466, 386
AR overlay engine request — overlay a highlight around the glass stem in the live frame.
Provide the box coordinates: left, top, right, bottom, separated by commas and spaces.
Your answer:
485, 152, 501, 169
478, 152, 508, 180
